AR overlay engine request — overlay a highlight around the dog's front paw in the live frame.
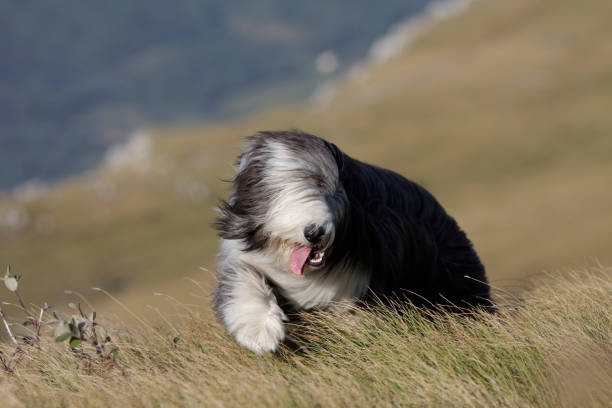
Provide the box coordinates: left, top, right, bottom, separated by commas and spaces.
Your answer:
233, 304, 287, 354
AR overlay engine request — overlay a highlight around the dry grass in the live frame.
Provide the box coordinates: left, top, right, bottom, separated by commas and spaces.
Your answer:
1, 267, 610, 407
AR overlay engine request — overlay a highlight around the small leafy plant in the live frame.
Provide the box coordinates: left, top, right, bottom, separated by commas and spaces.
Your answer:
52, 301, 122, 374
0, 264, 122, 374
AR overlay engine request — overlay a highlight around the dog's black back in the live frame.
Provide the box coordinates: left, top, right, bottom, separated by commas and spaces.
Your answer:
329, 148, 492, 311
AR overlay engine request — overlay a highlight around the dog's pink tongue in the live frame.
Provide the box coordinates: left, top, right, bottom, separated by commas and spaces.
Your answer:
290, 245, 312, 276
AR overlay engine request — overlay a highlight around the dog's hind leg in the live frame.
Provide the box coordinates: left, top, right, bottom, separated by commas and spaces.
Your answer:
213, 260, 287, 354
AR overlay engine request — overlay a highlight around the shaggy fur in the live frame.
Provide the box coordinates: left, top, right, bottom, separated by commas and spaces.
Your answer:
214, 130, 493, 354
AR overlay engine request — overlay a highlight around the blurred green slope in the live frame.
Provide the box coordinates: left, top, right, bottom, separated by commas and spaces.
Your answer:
1, 0, 611, 310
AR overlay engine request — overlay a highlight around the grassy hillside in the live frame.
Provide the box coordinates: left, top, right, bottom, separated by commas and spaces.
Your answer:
1, 0, 610, 311
1, 267, 609, 407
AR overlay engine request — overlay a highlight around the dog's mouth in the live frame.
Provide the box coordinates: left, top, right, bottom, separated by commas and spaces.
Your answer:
290, 245, 326, 276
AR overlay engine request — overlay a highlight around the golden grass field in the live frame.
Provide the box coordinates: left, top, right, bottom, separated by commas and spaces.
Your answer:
0, 0, 611, 405
0, 268, 610, 407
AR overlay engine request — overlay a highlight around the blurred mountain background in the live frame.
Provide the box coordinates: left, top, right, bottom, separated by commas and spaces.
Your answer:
0, 0, 429, 190
0, 0, 611, 316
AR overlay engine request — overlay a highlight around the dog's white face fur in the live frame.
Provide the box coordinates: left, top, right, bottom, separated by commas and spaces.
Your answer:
257, 140, 337, 255
214, 132, 370, 354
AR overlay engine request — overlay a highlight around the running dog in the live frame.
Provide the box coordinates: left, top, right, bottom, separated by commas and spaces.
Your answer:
213, 130, 492, 354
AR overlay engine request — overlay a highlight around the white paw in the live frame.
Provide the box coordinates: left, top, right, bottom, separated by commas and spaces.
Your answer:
233, 304, 287, 354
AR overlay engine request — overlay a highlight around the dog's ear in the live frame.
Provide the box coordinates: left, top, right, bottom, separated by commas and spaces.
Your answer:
215, 199, 246, 240
214, 201, 269, 250
325, 141, 345, 173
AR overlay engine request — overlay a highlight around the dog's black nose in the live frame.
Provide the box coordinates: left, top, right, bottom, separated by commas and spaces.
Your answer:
304, 224, 325, 244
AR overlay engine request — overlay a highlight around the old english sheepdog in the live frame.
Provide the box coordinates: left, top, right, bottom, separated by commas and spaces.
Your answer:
213, 130, 493, 354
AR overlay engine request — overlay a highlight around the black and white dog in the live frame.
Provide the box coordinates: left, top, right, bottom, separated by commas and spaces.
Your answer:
214, 130, 492, 354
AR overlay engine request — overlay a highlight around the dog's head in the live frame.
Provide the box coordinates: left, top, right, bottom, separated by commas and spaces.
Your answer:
216, 130, 348, 275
